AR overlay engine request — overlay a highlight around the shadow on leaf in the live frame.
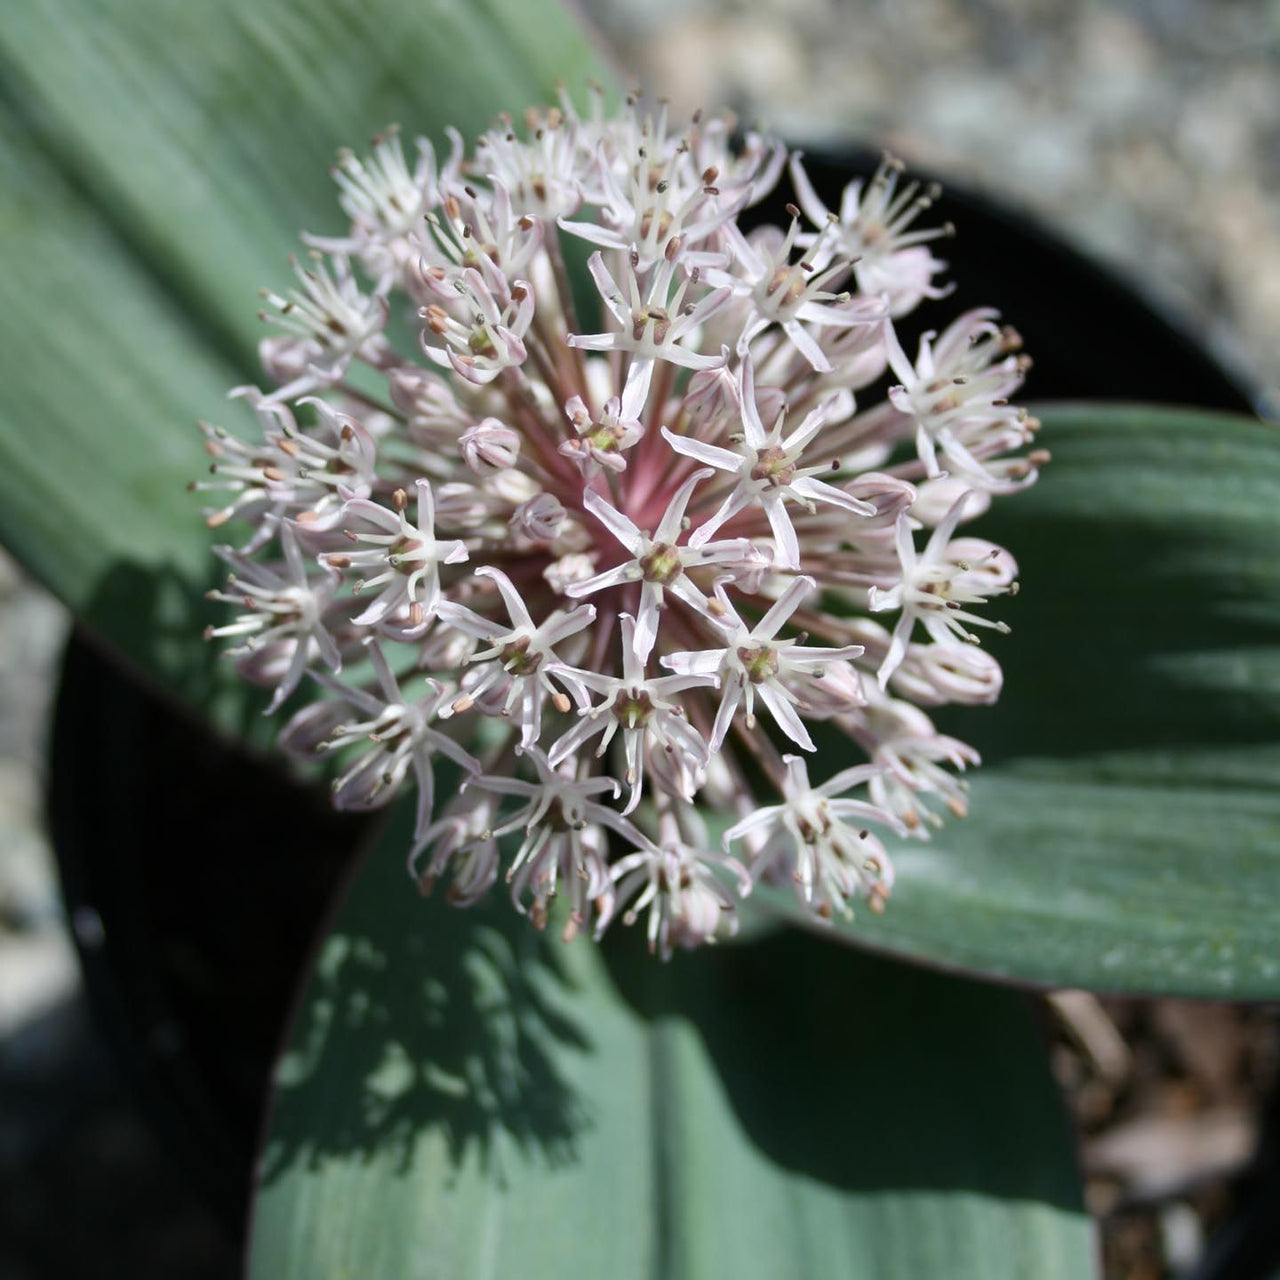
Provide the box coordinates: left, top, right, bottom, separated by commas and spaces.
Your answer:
257, 809, 593, 1186
600, 924, 1081, 1211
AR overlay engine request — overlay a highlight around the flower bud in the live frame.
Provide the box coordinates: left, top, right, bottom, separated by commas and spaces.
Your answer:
259, 334, 317, 387
543, 552, 595, 594
681, 365, 738, 430
912, 476, 991, 527
894, 642, 1004, 706
788, 660, 866, 719
512, 492, 565, 544
278, 698, 351, 758
460, 417, 521, 473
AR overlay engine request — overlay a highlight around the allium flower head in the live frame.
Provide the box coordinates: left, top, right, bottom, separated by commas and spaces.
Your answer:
196, 90, 1040, 957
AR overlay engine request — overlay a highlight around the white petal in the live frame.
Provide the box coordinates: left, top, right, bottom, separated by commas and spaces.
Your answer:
659, 425, 740, 472
790, 475, 876, 517
757, 681, 815, 751
475, 565, 533, 629
781, 319, 831, 373
660, 648, 726, 677
583, 487, 643, 553
655, 467, 713, 544
755, 575, 815, 639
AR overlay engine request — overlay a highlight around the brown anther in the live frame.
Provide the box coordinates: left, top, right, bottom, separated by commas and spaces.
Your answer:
392, 488, 409, 512
325, 554, 351, 569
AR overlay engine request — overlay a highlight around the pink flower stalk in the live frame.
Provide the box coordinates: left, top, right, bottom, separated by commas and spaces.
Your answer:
196, 90, 1042, 956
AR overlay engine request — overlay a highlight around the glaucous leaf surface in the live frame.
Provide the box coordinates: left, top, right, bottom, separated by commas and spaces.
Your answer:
250, 806, 1093, 1280
790, 405, 1280, 997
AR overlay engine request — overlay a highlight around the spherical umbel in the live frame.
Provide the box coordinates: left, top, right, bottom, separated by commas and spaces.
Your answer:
193, 89, 1039, 958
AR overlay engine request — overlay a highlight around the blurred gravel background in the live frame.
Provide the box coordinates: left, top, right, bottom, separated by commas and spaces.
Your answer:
2, 2, 1277, 1276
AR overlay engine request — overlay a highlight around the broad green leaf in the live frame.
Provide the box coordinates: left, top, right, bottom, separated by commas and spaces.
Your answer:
0, 0, 615, 363
0, 100, 264, 734
251, 805, 1093, 1280
0, 0, 614, 731
790, 405, 1280, 997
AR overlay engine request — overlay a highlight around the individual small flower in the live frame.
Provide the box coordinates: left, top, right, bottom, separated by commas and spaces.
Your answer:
550, 614, 716, 812
315, 639, 479, 840
437, 566, 595, 748
510, 492, 568, 545
420, 268, 536, 386
885, 308, 1040, 492
860, 697, 980, 832
409, 794, 501, 906
868, 491, 1017, 686
460, 418, 521, 474
307, 126, 455, 276
790, 151, 952, 317
609, 838, 749, 958
198, 94, 1037, 957
698, 211, 854, 371
330, 479, 469, 630
559, 149, 745, 271
568, 253, 731, 404
724, 755, 904, 921
663, 352, 874, 568
474, 109, 586, 221
559, 375, 647, 476
891, 636, 1004, 706
258, 252, 392, 402
192, 392, 379, 548
420, 180, 544, 286
205, 523, 342, 712
662, 575, 864, 752
471, 748, 644, 938
564, 468, 761, 661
